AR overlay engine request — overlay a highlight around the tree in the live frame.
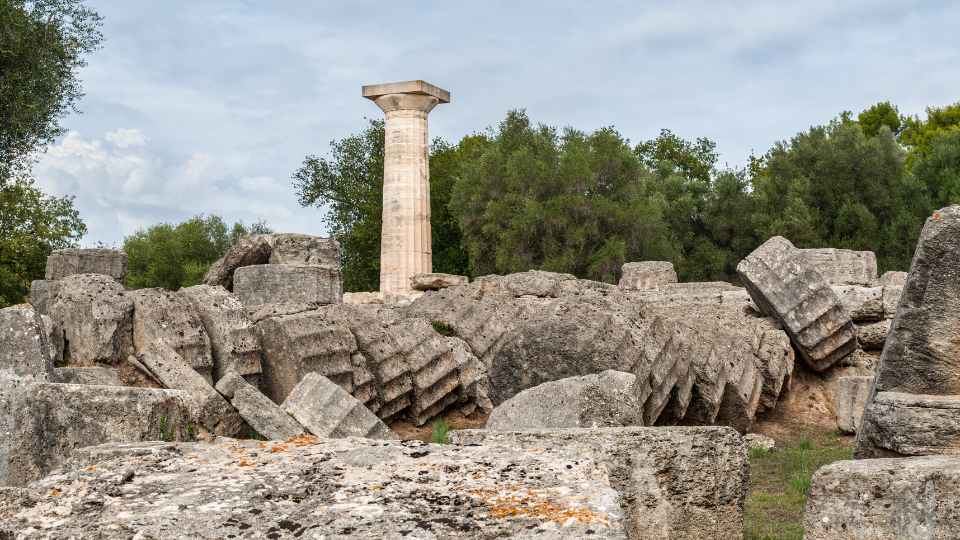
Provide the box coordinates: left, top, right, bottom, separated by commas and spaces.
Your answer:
0, 0, 103, 177
857, 101, 903, 138
911, 129, 960, 208
123, 215, 271, 291
0, 174, 85, 307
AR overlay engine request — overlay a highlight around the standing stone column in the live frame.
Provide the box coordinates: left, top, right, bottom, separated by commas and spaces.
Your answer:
363, 80, 450, 295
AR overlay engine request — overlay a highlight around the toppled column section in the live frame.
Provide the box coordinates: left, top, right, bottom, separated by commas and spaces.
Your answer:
130, 288, 214, 382
856, 206, 960, 458
799, 247, 878, 286
410, 273, 468, 291
234, 264, 341, 306
45, 248, 127, 282
281, 373, 397, 440
215, 372, 304, 440
618, 261, 678, 290
0, 305, 59, 381
178, 285, 263, 384
833, 375, 873, 434
737, 236, 858, 371
46, 273, 134, 366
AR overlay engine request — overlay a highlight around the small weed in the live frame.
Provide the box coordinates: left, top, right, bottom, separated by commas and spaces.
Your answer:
749, 446, 771, 460
431, 320, 455, 337
186, 423, 196, 441
248, 426, 267, 441
158, 416, 175, 442
430, 418, 451, 444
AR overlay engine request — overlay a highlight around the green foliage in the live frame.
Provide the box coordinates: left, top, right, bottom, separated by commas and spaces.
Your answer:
123, 215, 270, 290
158, 416, 174, 442
429, 418, 450, 444
0, 174, 86, 307
910, 129, 960, 208
431, 320, 455, 337
901, 101, 960, 163
857, 101, 903, 138
0, 0, 103, 177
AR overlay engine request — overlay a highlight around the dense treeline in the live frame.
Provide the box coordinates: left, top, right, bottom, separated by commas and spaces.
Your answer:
295, 101, 960, 291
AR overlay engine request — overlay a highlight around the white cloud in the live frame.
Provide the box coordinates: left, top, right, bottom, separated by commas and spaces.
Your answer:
104, 128, 147, 149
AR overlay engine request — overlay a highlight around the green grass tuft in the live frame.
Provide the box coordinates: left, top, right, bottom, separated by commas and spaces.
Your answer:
431, 320, 455, 337
430, 418, 451, 444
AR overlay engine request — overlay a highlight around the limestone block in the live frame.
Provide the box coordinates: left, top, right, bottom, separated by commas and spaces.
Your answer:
135, 343, 242, 437
0, 378, 193, 486
215, 372, 304, 440
342, 291, 384, 304
410, 272, 468, 291
618, 261, 678, 290
44, 248, 127, 281
450, 427, 748, 540
798, 247, 878, 286
882, 283, 903, 318
858, 392, 960, 457
805, 456, 960, 539
0, 305, 58, 381
267, 233, 340, 267
27, 279, 59, 316
233, 264, 341, 306
879, 270, 908, 287
178, 285, 262, 382
486, 370, 642, 430
54, 367, 122, 386
38, 314, 62, 365
0, 436, 626, 538
203, 234, 272, 290
130, 288, 213, 382
832, 285, 884, 322
857, 319, 892, 350
737, 236, 858, 371
281, 373, 396, 440
833, 375, 873, 434
46, 273, 134, 366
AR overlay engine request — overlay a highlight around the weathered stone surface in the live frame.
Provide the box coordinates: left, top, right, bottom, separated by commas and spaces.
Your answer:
0, 437, 627, 538
0, 379, 193, 486
46, 273, 134, 366
38, 314, 62, 365
27, 279, 58, 315
178, 285, 262, 382
737, 236, 858, 371
411, 272, 468, 291
858, 392, 960, 457
799, 247, 878, 286
203, 234, 272, 290
342, 291, 384, 304
883, 282, 904, 318
879, 270, 908, 288
858, 319, 892, 350
805, 456, 960, 539
130, 288, 213, 382
745, 433, 776, 452
486, 370, 641, 430
135, 343, 242, 437
215, 372, 304, 440
618, 261, 678, 290
267, 233, 341, 267
234, 264, 342, 306
833, 375, 873, 434
282, 373, 397, 440
44, 248, 127, 281
54, 367, 122, 386
832, 285, 884, 322
0, 305, 58, 381
450, 427, 748, 540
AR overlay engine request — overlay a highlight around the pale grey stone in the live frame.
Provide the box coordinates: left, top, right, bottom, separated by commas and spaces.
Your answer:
202, 234, 272, 290
234, 264, 342, 306
0, 379, 193, 486
54, 367, 122, 386
44, 248, 127, 281
879, 270, 908, 287
267, 233, 340, 267
858, 392, 960, 457
450, 426, 748, 540
178, 285, 262, 382
833, 375, 873, 434
281, 373, 397, 440
342, 291, 384, 304
832, 285, 884, 322
487, 370, 641, 430
27, 280, 58, 316
0, 436, 627, 538
410, 272, 468, 291
617, 261, 678, 290
799, 247, 878, 286
0, 305, 58, 381
38, 314, 62, 365
857, 319, 892, 350
883, 283, 904, 318
737, 236, 858, 371
130, 288, 213, 382
215, 372, 304, 440
47, 274, 134, 366
805, 456, 960, 539
744, 433, 775, 451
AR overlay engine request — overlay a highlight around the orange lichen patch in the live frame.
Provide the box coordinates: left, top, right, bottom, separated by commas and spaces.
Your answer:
470, 488, 610, 527
933, 211, 942, 221
285, 434, 319, 447
269, 444, 288, 453
237, 459, 255, 468
84, 466, 97, 472
49, 488, 61, 497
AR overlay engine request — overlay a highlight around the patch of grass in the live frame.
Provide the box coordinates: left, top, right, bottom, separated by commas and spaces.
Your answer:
430, 418, 451, 444
744, 428, 853, 540
158, 416, 175, 442
431, 320, 455, 337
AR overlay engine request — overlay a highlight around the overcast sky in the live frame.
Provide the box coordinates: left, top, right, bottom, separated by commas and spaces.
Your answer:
32, 0, 960, 246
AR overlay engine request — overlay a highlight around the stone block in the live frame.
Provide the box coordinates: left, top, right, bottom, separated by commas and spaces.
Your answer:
342, 291, 384, 304
267, 233, 340, 267
879, 270, 908, 287
234, 264, 341, 306
54, 367, 122, 386
0, 436, 625, 538
737, 236, 858, 371
44, 248, 127, 281
618, 261, 678, 290
130, 288, 213, 382
832, 285, 884, 322
805, 456, 960, 539
486, 370, 642, 430
857, 392, 960, 457
178, 285, 262, 382
203, 234, 272, 290
882, 283, 903, 318
833, 375, 873, 434
799, 247, 878, 286
0, 379, 193, 486
215, 372, 304, 440
450, 426, 748, 540
0, 305, 58, 381
27, 280, 58, 316
281, 373, 396, 439
46, 273, 134, 366
410, 272, 468, 291
857, 319, 892, 350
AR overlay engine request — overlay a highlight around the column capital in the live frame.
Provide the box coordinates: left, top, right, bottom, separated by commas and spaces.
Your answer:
373, 93, 439, 114
362, 80, 450, 103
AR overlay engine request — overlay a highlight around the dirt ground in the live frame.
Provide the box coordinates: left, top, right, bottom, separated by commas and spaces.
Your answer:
391, 410, 489, 441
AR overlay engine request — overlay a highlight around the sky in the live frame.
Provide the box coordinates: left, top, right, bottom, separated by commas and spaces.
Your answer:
31, 0, 960, 246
